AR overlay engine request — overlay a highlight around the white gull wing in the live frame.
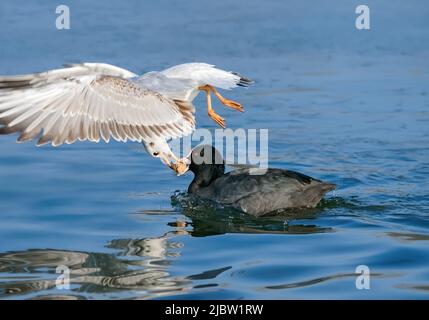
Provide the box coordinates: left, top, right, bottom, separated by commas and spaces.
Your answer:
0, 64, 195, 146
160, 63, 252, 90
134, 72, 197, 102
136, 63, 253, 101
0, 63, 137, 88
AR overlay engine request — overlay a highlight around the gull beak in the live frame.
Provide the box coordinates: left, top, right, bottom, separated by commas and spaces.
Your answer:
159, 153, 173, 167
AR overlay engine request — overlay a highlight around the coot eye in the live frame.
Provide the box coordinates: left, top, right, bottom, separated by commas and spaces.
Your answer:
153, 152, 159, 156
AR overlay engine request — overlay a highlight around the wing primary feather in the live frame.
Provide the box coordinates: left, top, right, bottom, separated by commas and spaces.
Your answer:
0, 68, 197, 147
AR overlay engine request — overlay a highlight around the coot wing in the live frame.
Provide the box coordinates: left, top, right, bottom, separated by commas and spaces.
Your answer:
200, 168, 335, 216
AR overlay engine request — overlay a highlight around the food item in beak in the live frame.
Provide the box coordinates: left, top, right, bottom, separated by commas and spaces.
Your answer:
171, 159, 190, 176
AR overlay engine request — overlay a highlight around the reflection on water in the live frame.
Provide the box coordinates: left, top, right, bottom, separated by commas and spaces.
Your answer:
1, 0, 428, 300
0, 199, 333, 299
0, 234, 189, 299
169, 191, 333, 236
264, 272, 383, 290
3, 190, 426, 299
0, 187, 428, 299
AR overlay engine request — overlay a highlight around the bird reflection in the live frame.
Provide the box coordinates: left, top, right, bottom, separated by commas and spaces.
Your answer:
0, 193, 334, 299
168, 191, 332, 237
0, 231, 192, 299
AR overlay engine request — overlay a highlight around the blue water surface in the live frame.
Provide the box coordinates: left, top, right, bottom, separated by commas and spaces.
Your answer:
0, 0, 428, 299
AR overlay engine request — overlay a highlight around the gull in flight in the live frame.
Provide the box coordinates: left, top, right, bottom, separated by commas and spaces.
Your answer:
0, 63, 253, 174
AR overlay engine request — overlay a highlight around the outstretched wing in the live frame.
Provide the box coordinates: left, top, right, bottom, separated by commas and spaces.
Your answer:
160, 63, 254, 90
0, 63, 195, 146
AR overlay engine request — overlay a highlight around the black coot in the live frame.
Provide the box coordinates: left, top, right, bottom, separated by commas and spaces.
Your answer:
187, 145, 336, 216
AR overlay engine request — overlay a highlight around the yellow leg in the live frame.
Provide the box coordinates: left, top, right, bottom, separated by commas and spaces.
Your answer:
211, 86, 244, 112
198, 85, 226, 128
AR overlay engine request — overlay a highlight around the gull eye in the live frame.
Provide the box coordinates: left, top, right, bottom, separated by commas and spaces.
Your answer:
153, 152, 159, 156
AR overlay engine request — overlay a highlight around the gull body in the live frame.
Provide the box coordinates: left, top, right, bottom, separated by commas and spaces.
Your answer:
0, 63, 253, 171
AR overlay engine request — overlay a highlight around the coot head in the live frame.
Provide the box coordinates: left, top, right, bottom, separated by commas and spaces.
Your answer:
187, 145, 225, 193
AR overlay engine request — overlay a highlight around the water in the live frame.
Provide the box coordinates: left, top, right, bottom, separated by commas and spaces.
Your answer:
0, 0, 428, 299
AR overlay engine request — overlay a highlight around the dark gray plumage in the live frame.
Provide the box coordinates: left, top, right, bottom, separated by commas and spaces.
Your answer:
187, 145, 336, 217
